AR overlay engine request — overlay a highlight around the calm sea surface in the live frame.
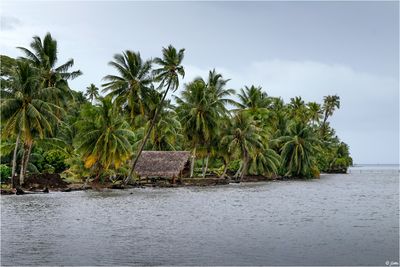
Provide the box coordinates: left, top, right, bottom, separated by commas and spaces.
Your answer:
1, 166, 399, 266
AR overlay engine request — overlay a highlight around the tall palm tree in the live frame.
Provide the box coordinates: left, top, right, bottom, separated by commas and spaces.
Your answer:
85, 83, 100, 104
102, 50, 153, 123
207, 69, 236, 115
322, 95, 340, 126
1, 61, 61, 186
201, 69, 235, 177
221, 112, 263, 181
279, 121, 320, 178
75, 97, 135, 182
17, 33, 81, 110
125, 45, 185, 184
175, 79, 219, 177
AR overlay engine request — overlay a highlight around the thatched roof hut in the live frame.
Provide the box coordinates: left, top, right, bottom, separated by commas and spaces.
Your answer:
134, 151, 191, 178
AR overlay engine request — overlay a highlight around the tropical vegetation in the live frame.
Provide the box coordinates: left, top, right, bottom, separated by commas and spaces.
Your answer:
0, 32, 352, 188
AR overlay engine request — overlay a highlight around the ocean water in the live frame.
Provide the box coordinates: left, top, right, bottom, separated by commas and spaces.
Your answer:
1, 169, 398, 266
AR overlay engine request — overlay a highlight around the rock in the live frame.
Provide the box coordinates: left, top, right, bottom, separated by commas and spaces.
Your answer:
15, 188, 25, 195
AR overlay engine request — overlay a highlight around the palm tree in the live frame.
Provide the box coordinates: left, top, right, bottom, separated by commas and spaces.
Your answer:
279, 121, 320, 178
1, 61, 61, 186
102, 50, 153, 123
307, 102, 323, 125
221, 112, 263, 181
17, 33, 81, 110
215, 119, 234, 179
75, 97, 135, 182
235, 85, 272, 129
125, 45, 185, 184
135, 100, 183, 151
201, 69, 235, 177
289, 96, 307, 122
248, 147, 281, 177
207, 69, 236, 115
322, 95, 340, 126
175, 79, 219, 177
85, 84, 100, 104
236, 85, 271, 110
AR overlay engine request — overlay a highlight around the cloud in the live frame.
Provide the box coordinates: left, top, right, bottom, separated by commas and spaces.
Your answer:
1, 16, 21, 31
178, 59, 399, 164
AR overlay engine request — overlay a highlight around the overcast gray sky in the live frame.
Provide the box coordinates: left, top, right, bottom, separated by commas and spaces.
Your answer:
1, 1, 398, 164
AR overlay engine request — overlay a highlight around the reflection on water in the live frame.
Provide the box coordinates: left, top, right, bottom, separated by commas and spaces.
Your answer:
1, 171, 399, 266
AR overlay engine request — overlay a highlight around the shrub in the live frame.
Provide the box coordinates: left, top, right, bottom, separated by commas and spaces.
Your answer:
227, 160, 241, 172
0, 164, 12, 182
43, 150, 68, 173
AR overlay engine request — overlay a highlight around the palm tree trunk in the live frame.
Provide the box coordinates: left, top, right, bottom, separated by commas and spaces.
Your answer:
18, 143, 29, 186
190, 147, 196, 178
234, 161, 243, 179
22, 142, 33, 180
11, 132, 20, 188
203, 152, 210, 178
240, 157, 249, 182
321, 111, 329, 130
220, 160, 229, 179
124, 84, 171, 185
201, 157, 205, 177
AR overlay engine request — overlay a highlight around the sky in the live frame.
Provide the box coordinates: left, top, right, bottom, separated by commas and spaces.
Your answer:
0, 1, 399, 164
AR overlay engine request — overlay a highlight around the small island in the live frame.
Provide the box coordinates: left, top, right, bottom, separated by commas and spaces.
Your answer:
0, 33, 352, 194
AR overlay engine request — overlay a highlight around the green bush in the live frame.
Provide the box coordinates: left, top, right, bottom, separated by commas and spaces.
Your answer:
43, 150, 68, 173
227, 160, 241, 172
0, 164, 11, 182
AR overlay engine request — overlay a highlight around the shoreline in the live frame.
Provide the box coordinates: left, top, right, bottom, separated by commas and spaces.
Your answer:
0, 172, 348, 195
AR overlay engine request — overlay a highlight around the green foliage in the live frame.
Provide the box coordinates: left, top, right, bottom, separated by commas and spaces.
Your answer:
0, 164, 11, 182
75, 97, 135, 172
153, 45, 185, 92
279, 122, 320, 178
44, 150, 68, 173
102, 50, 153, 123
85, 84, 100, 104
1, 32, 352, 185
0, 55, 17, 88
227, 160, 241, 172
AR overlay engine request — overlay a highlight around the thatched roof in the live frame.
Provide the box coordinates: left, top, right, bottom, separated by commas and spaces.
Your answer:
134, 151, 191, 178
